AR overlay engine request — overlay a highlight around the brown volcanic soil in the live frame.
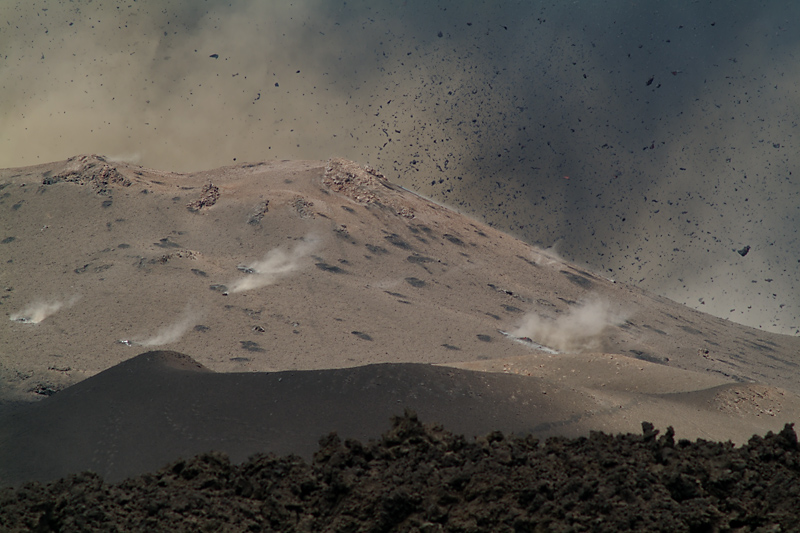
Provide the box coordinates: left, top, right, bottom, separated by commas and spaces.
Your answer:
2, 412, 799, 532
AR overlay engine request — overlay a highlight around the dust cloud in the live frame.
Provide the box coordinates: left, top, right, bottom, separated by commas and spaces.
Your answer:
133, 305, 200, 347
527, 242, 569, 269
1, 1, 798, 334
9, 297, 80, 324
229, 235, 320, 294
511, 299, 628, 353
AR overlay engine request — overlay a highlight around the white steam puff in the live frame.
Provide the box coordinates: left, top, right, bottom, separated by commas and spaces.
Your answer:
106, 152, 142, 165
512, 298, 628, 353
527, 242, 567, 268
134, 305, 200, 347
10, 296, 81, 324
229, 235, 320, 293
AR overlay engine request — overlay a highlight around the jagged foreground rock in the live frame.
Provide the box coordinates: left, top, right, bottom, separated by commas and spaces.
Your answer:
2, 412, 799, 532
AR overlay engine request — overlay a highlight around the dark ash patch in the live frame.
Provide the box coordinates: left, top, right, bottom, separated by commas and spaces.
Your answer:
679, 325, 703, 336
351, 331, 373, 341
154, 238, 181, 249
406, 254, 435, 264
315, 262, 346, 274
384, 233, 412, 250
630, 350, 667, 365
744, 340, 777, 353
333, 226, 354, 242
561, 270, 594, 289
443, 234, 465, 246
642, 324, 668, 336
240, 341, 265, 352
384, 291, 407, 298
365, 244, 389, 255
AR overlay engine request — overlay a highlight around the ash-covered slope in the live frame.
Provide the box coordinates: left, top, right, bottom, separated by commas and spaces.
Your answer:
2, 155, 797, 389
1, 156, 799, 483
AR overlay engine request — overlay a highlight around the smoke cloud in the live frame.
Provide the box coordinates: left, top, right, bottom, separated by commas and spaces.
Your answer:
511, 298, 628, 353
133, 305, 200, 347
10, 296, 81, 324
229, 235, 320, 293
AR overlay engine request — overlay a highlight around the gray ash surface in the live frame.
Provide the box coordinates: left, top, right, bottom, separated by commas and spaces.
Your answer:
2, 412, 799, 532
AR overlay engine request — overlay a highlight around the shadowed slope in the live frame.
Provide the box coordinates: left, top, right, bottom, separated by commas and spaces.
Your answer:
3, 350, 800, 488
0, 351, 582, 486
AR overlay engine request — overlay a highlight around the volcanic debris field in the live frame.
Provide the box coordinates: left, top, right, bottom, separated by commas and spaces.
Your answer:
2, 413, 800, 532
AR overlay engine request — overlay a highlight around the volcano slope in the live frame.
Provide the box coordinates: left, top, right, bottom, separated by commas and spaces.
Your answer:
0, 155, 799, 491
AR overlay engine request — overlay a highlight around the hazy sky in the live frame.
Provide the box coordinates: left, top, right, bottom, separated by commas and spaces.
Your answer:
1, 0, 798, 334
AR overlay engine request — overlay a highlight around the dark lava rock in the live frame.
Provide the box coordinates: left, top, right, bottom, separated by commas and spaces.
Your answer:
1, 413, 799, 532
